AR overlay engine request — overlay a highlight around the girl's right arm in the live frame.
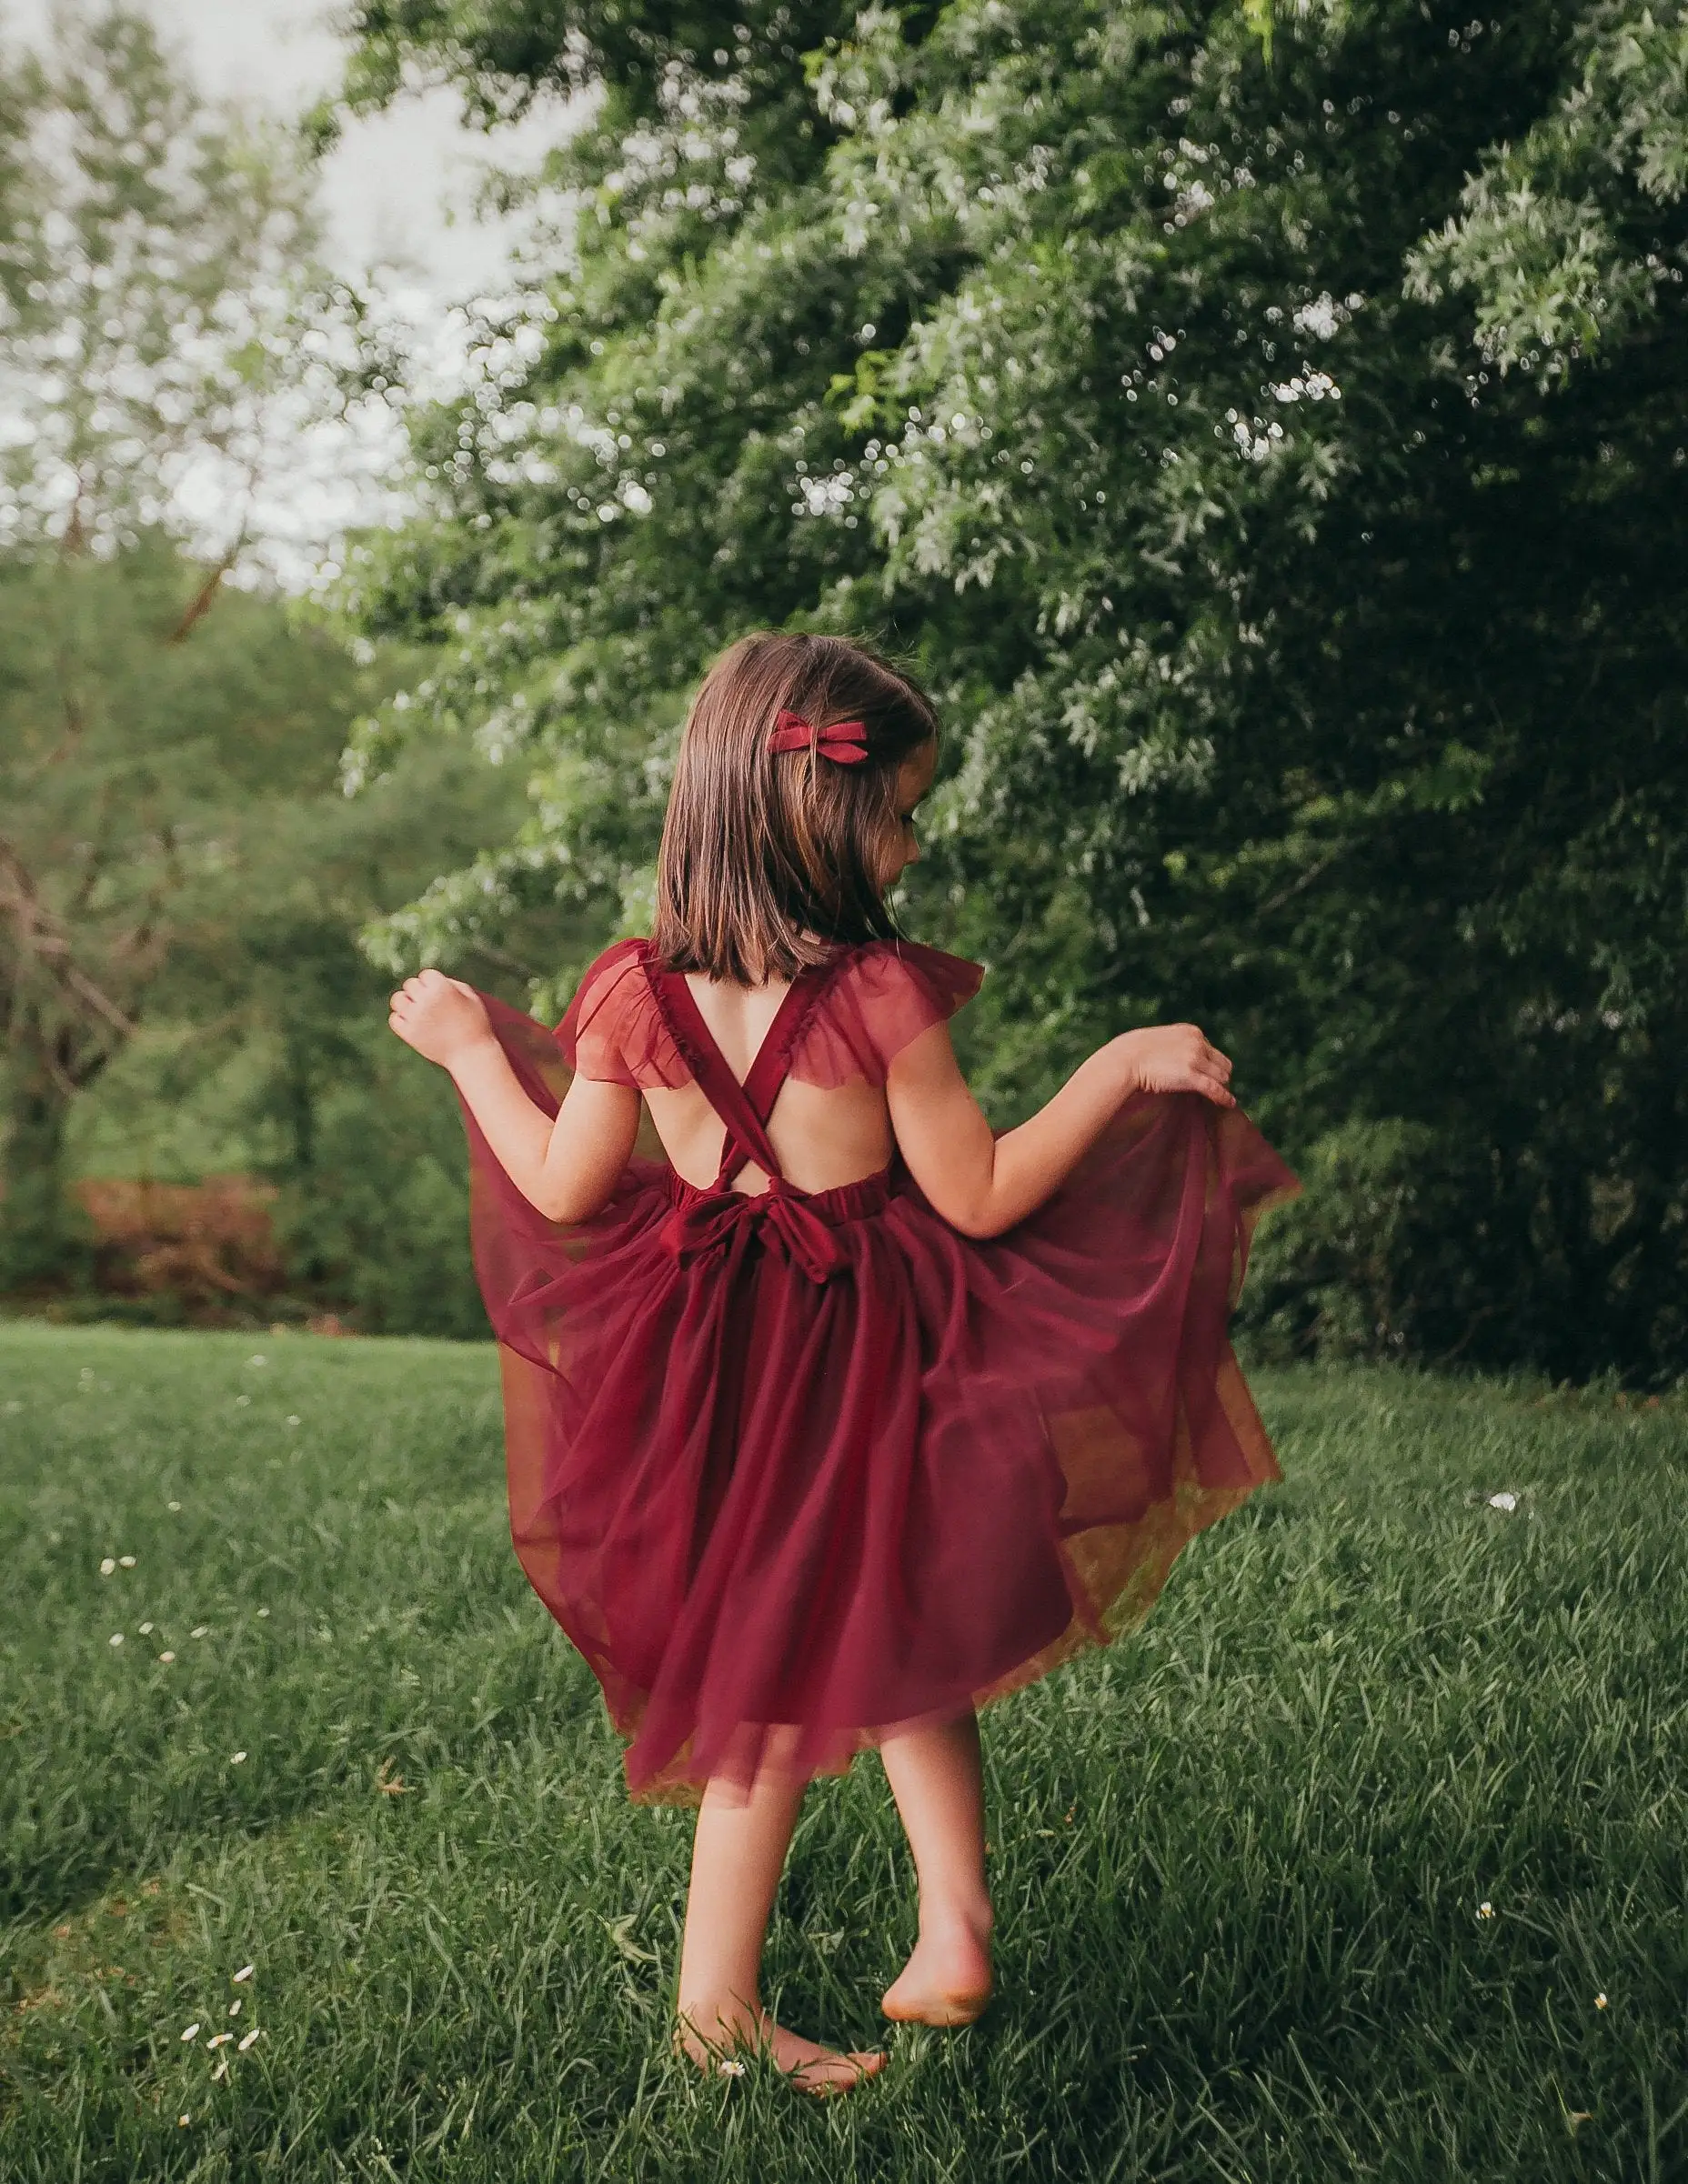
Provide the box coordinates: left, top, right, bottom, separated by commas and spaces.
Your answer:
886, 1019, 1234, 1239
389, 969, 639, 1222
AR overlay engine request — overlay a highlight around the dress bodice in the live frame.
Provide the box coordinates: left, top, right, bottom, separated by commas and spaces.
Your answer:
556, 936, 985, 1098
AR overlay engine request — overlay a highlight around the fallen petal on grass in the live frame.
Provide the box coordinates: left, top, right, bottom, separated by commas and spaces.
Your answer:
1487, 1492, 1518, 1511
99, 1558, 116, 1577
158, 1650, 176, 1663
237, 2028, 261, 2051
119, 1555, 136, 1568
230, 1752, 247, 1764
180, 2024, 200, 2042
233, 1965, 254, 1983
109, 1633, 123, 1647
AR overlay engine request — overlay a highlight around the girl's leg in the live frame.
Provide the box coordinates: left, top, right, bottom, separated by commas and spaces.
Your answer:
878, 1710, 995, 2025
676, 1758, 886, 2092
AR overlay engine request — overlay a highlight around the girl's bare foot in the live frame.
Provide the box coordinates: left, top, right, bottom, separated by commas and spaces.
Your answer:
880, 1907, 993, 2027
676, 2001, 887, 2094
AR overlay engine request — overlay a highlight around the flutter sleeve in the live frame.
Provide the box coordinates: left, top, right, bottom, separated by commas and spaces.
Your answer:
789, 938, 986, 1088
554, 938, 691, 1089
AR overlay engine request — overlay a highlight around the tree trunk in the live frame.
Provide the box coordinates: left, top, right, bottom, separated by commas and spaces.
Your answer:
0, 1037, 92, 1289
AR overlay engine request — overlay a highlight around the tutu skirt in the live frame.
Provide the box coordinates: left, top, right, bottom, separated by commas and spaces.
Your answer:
460, 978, 1297, 1802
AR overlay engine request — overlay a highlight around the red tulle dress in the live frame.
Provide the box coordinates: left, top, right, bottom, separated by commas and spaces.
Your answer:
459, 937, 1297, 1802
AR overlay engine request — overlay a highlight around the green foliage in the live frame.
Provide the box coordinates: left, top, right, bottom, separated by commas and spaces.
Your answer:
0, 3, 351, 1287
1406, 0, 1688, 373
5, 1327, 1688, 2174
266, 1017, 491, 1340
0, 4, 328, 556
205, 730, 521, 1337
1242, 1116, 1471, 1361
337, 0, 1688, 1382
0, 9, 513, 1328
0, 542, 365, 1283
40, 616, 517, 1331
0, 536, 518, 1323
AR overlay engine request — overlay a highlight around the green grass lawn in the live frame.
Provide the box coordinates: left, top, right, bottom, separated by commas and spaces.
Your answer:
1, 1323, 1685, 2180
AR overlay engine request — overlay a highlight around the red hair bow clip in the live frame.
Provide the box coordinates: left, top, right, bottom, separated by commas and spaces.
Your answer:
769, 708, 869, 765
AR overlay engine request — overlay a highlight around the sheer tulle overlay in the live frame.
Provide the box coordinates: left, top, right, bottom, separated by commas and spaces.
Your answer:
459, 939, 1298, 1802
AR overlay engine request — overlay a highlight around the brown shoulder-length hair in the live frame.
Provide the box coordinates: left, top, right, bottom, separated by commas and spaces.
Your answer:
652, 631, 939, 982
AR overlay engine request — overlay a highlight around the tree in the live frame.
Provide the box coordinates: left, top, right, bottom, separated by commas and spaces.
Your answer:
0, 5, 343, 1283
0, 5, 330, 562
0, 544, 365, 1281
335, 0, 1688, 1380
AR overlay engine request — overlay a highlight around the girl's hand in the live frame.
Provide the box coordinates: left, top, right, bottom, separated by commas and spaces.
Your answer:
1114, 1024, 1235, 1107
388, 968, 493, 1069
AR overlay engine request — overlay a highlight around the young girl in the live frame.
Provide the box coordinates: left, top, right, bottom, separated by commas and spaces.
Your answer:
390, 630, 1295, 2093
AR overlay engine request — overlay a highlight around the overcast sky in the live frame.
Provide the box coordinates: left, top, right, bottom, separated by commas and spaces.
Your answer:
4, 0, 567, 296
2, 0, 576, 579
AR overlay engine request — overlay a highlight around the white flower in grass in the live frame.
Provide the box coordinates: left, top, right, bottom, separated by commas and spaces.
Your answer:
177, 2114, 190, 2127
716, 2058, 746, 2076
286, 1416, 300, 1428
235, 1395, 251, 1408
1487, 1492, 1518, 1511
233, 1964, 254, 1982
168, 1500, 182, 1512
1595, 1992, 1609, 2009
109, 1633, 124, 1647
158, 1651, 176, 1664
237, 2027, 261, 2051
180, 2023, 200, 2042
99, 1558, 116, 1577
1478, 1900, 1494, 1919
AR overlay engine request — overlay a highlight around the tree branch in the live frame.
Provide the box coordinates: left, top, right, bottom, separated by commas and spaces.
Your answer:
169, 531, 245, 645
0, 837, 141, 1042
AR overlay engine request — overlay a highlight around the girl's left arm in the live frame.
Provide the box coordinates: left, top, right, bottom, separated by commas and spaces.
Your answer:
389, 969, 640, 1221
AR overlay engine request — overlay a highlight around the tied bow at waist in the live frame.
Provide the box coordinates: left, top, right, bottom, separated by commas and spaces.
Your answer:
661, 1177, 845, 1285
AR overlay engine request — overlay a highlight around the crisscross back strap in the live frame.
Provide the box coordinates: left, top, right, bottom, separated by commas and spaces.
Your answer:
648, 957, 838, 1187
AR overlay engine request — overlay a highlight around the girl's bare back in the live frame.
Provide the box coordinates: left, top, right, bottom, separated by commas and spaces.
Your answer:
646, 971, 894, 1196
